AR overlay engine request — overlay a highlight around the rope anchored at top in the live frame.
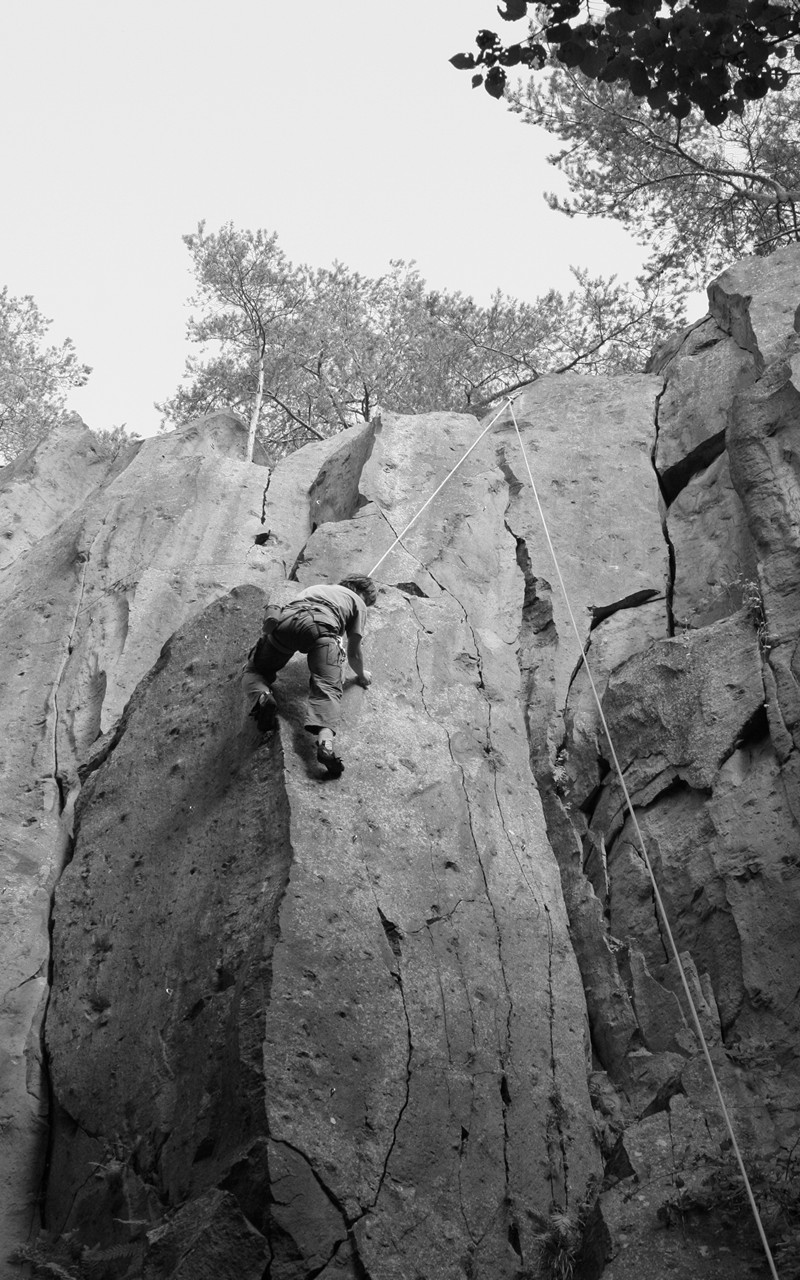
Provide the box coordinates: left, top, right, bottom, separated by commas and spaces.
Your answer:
364, 391, 780, 1279
367, 400, 514, 579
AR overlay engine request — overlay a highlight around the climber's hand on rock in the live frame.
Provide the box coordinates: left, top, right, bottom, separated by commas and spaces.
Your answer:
357, 670, 372, 688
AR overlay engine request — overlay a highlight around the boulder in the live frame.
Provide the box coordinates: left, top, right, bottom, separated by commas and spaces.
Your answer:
668, 451, 757, 628
653, 318, 758, 491
708, 242, 800, 368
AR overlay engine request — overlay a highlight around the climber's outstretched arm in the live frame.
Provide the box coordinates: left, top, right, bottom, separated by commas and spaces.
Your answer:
347, 634, 372, 687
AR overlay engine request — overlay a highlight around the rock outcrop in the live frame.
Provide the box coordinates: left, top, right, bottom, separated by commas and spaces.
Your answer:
1, 246, 799, 1279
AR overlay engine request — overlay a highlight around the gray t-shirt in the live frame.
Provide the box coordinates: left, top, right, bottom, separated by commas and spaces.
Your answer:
294, 584, 367, 638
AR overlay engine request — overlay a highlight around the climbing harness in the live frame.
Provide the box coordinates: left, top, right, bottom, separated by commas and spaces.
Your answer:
368, 394, 781, 1280
270, 603, 340, 655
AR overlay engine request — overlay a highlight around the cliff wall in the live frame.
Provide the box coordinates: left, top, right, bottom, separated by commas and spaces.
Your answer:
1, 246, 799, 1279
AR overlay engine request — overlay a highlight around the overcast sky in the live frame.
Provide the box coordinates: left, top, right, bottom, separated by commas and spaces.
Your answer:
0, 1, 701, 438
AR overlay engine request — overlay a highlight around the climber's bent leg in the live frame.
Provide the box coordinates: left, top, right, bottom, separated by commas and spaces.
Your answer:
242, 636, 294, 727
241, 666, 272, 703
304, 636, 345, 735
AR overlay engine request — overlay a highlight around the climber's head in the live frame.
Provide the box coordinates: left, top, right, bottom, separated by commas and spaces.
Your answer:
340, 574, 378, 606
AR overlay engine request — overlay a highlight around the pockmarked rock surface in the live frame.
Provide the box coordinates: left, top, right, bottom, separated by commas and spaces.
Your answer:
708, 241, 800, 368
668, 452, 757, 627
0, 410, 375, 1263
651, 318, 758, 486
0, 415, 124, 571
43, 406, 602, 1280
1, 245, 800, 1279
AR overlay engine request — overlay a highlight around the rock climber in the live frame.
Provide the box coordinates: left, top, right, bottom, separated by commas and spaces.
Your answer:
242, 574, 378, 777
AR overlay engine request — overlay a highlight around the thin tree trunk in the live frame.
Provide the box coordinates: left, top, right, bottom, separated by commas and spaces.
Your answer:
247, 357, 265, 462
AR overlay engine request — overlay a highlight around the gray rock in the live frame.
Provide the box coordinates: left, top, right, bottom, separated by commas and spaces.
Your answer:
0, 414, 120, 570
3, 248, 800, 1276
143, 1189, 269, 1280
728, 358, 800, 768
498, 372, 669, 767
654, 319, 758, 485
43, 407, 602, 1278
669, 451, 757, 628
708, 242, 800, 368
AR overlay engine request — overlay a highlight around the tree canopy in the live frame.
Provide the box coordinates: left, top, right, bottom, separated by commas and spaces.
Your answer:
508, 65, 800, 294
452, 0, 800, 123
0, 289, 91, 464
159, 223, 678, 460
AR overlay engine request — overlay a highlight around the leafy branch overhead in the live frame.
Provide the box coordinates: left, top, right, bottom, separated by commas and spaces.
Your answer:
452, 0, 800, 123
509, 67, 800, 292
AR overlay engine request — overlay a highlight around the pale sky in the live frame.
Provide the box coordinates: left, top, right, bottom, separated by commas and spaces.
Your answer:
0, 1, 694, 439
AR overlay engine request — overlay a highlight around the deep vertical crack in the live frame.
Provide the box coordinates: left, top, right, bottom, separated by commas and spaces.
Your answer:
452, 938, 481, 1241
350, 880, 412, 1222
260, 466, 272, 525
505, 503, 629, 1219
372, 958, 413, 1206
651, 380, 678, 636
38, 540, 97, 1226
51, 549, 92, 820
543, 903, 570, 1212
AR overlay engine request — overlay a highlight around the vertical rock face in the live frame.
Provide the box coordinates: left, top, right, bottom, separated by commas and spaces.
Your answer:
1, 246, 799, 1279
547, 247, 800, 1277
0, 411, 376, 1263
42, 408, 603, 1280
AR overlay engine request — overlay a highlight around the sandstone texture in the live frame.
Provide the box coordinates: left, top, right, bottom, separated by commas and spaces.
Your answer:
0, 411, 377, 1264
1, 245, 800, 1280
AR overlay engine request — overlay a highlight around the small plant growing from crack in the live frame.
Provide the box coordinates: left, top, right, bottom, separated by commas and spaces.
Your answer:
530, 1208, 582, 1280
674, 572, 771, 656
523, 1183, 603, 1280
7, 1231, 82, 1278
740, 576, 770, 655
8, 1231, 142, 1279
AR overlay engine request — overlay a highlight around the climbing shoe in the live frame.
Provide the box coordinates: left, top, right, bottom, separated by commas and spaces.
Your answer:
317, 741, 345, 778
249, 691, 277, 732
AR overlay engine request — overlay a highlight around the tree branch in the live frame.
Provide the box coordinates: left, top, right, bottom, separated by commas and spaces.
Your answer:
262, 389, 325, 439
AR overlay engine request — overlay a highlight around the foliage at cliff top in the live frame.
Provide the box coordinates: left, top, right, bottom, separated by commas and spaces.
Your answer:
158, 222, 678, 460
452, 0, 800, 124
0, 289, 91, 465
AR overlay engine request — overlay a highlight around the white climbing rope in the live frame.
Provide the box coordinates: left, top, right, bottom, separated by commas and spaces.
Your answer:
363, 392, 780, 1276
367, 400, 513, 578
361, 392, 780, 1275
505, 399, 780, 1280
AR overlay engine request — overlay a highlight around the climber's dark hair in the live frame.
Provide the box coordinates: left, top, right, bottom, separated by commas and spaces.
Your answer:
340, 574, 378, 606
